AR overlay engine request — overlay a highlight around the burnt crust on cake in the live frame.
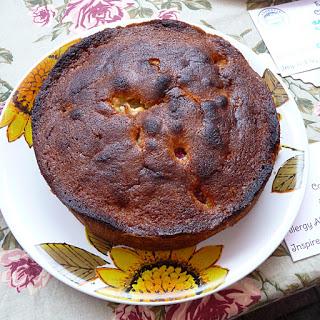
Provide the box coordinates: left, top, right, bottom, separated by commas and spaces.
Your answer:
32, 20, 280, 250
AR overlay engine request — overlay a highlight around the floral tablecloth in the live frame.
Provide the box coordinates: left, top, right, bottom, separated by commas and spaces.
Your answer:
1, 0, 320, 319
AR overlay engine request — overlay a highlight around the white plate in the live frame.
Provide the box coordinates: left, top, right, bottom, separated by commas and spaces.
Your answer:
0, 21, 308, 305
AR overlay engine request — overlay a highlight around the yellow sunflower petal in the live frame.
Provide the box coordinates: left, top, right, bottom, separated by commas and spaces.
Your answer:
200, 266, 228, 289
24, 117, 33, 147
136, 250, 155, 264
189, 245, 223, 271
56, 38, 80, 56
110, 247, 142, 272
0, 102, 18, 128
154, 250, 171, 261
96, 268, 128, 289
7, 112, 29, 141
171, 246, 196, 263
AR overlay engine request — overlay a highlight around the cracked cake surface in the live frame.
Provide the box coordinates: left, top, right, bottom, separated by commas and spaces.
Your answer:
32, 20, 279, 250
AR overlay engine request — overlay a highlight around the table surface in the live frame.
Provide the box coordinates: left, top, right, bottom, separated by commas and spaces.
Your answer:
1, 0, 320, 319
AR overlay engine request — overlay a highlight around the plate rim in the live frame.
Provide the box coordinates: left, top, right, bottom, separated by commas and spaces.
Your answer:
0, 18, 309, 306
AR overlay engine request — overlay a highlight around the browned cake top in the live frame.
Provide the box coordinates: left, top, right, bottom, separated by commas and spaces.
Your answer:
32, 20, 279, 237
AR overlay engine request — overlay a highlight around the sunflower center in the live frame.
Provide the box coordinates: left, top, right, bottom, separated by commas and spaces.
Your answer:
128, 262, 200, 294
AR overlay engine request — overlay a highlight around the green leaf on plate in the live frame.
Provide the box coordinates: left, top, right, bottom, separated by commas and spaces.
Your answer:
85, 228, 112, 256
263, 69, 289, 108
272, 154, 304, 193
40, 243, 107, 281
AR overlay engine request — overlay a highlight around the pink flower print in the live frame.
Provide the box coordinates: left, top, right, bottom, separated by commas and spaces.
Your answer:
32, 5, 56, 26
125, 2, 135, 9
63, 0, 125, 31
0, 249, 51, 294
115, 305, 155, 320
158, 10, 178, 20
165, 278, 261, 320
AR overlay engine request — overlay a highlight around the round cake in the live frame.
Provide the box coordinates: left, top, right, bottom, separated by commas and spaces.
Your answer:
32, 20, 280, 250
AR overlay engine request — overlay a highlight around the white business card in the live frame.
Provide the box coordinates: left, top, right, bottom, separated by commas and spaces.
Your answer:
285, 142, 320, 262
249, 0, 320, 77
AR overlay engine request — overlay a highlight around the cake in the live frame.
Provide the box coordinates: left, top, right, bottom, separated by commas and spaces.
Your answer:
32, 20, 280, 250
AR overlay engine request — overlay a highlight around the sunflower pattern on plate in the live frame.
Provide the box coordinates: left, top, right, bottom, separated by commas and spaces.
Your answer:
39, 228, 228, 302
96, 245, 228, 300
0, 39, 79, 147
